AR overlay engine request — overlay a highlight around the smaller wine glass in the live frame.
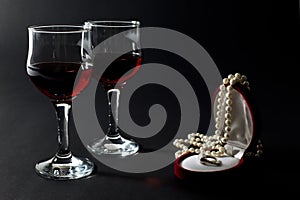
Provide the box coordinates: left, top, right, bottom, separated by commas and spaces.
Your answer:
26, 25, 95, 180
85, 20, 142, 157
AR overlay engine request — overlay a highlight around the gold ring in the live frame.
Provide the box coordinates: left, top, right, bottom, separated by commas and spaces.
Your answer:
200, 155, 222, 167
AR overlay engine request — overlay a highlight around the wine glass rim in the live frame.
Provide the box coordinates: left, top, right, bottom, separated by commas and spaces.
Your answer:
28, 24, 87, 33
86, 20, 140, 28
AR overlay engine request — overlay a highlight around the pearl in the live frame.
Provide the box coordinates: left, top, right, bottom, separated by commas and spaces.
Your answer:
220, 84, 226, 91
217, 97, 223, 104
235, 73, 241, 79
225, 119, 231, 125
230, 79, 236, 85
223, 133, 230, 139
226, 99, 232, 105
215, 117, 221, 123
216, 111, 222, 117
223, 78, 229, 85
215, 123, 221, 129
227, 85, 233, 91
225, 113, 231, 119
243, 81, 249, 87
211, 151, 217, 157
228, 74, 234, 79
221, 138, 228, 143
225, 126, 231, 132
215, 130, 221, 135
225, 92, 232, 99
225, 106, 232, 112
217, 104, 222, 110
241, 75, 247, 82
189, 147, 195, 153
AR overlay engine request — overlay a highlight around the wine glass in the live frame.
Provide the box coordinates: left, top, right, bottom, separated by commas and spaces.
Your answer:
26, 25, 95, 180
85, 20, 142, 157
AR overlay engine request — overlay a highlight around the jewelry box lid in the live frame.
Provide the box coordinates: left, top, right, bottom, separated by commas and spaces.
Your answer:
173, 73, 263, 179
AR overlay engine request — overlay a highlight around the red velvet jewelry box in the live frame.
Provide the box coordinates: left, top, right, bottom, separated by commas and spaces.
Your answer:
173, 74, 263, 180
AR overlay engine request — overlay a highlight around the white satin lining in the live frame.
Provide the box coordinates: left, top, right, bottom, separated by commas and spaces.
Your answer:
214, 89, 253, 159
181, 154, 240, 172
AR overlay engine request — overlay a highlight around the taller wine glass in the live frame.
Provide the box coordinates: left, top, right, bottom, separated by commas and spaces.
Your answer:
26, 25, 94, 180
85, 20, 141, 157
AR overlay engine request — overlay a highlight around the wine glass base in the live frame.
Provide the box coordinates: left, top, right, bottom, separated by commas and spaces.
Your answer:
87, 135, 139, 157
35, 154, 94, 180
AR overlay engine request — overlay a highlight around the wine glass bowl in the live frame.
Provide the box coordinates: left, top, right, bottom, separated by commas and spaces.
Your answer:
85, 20, 141, 157
26, 25, 94, 180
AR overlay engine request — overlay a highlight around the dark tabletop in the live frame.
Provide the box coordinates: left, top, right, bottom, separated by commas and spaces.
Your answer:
0, 0, 299, 199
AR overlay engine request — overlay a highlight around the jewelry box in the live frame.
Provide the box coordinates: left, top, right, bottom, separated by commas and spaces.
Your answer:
173, 73, 263, 180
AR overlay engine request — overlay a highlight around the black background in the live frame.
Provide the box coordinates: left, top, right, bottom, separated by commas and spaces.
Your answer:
0, 0, 299, 199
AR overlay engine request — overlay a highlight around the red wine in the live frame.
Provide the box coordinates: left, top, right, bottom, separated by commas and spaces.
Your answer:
27, 62, 92, 102
93, 52, 142, 90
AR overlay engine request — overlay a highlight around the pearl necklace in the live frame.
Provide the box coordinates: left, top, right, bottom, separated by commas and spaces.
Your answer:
173, 73, 250, 159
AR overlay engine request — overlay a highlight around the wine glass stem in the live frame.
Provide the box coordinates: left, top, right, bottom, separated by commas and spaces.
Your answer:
53, 102, 72, 158
107, 89, 120, 138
